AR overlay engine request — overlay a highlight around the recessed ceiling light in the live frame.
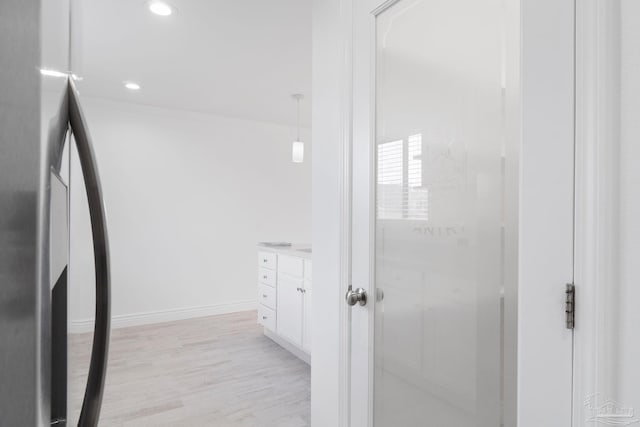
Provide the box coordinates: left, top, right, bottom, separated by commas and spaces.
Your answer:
148, 1, 173, 16
124, 82, 141, 90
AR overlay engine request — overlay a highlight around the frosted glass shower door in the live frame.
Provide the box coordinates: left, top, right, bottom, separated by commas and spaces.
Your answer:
372, 0, 518, 425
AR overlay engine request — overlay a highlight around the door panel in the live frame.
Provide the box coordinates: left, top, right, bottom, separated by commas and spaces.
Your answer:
303, 286, 313, 352
349, 0, 574, 426
518, 1, 576, 425
372, 1, 512, 424
277, 276, 304, 346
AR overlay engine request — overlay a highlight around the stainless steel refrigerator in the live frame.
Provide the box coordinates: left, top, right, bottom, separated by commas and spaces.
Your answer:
1, 0, 111, 425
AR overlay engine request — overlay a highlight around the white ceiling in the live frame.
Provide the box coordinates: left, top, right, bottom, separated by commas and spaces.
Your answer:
72, 0, 312, 127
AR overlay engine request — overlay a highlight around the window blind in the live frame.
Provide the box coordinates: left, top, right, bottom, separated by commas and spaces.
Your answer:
377, 134, 429, 220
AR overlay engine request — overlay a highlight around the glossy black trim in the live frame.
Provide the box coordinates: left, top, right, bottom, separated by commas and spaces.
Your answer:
68, 80, 111, 427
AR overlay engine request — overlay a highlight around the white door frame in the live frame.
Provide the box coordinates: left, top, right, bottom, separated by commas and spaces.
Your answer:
311, 0, 576, 425
573, 1, 634, 425
310, 0, 356, 425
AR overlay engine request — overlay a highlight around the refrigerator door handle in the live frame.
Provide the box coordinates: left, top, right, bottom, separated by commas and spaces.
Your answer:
68, 80, 111, 427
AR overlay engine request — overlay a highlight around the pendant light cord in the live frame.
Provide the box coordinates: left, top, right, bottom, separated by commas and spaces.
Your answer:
296, 96, 300, 141
292, 93, 303, 141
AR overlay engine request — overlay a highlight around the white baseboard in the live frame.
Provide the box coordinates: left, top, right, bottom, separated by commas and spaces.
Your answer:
69, 299, 257, 334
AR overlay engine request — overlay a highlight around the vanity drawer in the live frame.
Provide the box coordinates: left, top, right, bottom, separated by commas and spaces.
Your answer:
258, 251, 277, 270
258, 305, 276, 331
278, 255, 304, 278
258, 268, 276, 287
258, 284, 276, 309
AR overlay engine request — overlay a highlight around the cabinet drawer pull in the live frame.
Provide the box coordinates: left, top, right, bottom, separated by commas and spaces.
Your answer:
262, 294, 268, 298
262, 316, 268, 320
263, 275, 268, 279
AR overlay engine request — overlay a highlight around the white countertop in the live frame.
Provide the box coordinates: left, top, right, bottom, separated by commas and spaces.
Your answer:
257, 243, 312, 259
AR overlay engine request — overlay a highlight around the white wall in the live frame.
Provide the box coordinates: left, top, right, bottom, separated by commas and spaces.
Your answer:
69, 97, 311, 330
617, 2, 640, 414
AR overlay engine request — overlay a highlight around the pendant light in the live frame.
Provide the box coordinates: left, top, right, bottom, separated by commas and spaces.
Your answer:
292, 94, 304, 163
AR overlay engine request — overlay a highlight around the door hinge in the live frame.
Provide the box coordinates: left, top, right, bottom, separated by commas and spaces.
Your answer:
565, 283, 575, 329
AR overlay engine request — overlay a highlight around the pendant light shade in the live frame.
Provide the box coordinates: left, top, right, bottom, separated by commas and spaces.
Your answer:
292, 141, 304, 163
291, 94, 304, 163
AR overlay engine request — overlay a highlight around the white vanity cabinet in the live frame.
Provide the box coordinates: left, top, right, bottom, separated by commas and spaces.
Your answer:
257, 248, 312, 362
276, 273, 304, 346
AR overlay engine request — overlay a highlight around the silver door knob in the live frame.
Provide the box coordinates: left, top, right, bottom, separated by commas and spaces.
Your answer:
345, 288, 367, 306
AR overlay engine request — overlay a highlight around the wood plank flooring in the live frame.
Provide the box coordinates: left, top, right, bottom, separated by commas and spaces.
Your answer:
69, 311, 310, 426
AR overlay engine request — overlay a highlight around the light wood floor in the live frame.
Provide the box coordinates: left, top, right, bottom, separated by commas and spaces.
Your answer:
69, 311, 311, 427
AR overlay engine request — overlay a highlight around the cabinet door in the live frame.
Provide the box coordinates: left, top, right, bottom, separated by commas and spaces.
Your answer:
303, 286, 312, 353
277, 275, 303, 346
